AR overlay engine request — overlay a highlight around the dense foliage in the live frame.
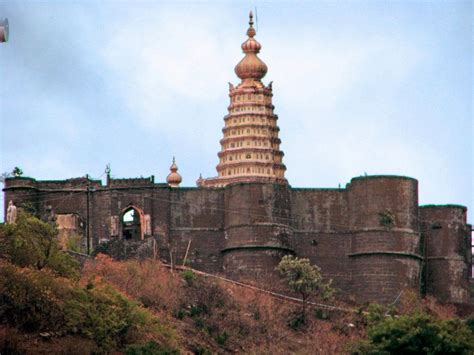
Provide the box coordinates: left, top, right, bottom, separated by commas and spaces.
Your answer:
0, 263, 164, 350
0, 212, 79, 278
353, 311, 474, 354
0, 214, 178, 352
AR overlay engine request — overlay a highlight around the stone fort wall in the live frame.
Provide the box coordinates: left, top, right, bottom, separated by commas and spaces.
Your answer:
3, 175, 472, 304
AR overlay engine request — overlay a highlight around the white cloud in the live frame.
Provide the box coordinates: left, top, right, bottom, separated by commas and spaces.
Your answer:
100, 8, 237, 131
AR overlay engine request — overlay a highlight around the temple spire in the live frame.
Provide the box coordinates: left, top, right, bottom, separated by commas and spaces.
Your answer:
197, 12, 287, 188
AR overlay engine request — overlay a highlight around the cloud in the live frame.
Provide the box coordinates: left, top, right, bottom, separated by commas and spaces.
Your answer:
100, 7, 237, 132
0, 2, 471, 222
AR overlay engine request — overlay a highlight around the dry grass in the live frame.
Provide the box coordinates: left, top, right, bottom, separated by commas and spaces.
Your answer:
6, 254, 466, 354
83, 255, 368, 354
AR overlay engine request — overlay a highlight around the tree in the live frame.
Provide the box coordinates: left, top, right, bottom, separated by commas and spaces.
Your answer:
0, 212, 79, 278
353, 312, 474, 354
276, 255, 334, 324
12, 166, 23, 177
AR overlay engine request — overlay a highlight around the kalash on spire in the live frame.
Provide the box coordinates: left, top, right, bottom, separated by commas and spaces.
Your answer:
198, 12, 287, 187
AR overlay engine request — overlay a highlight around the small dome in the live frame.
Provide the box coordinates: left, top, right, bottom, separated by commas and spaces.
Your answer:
241, 38, 261, 53
234, 11, 268, 81
166, 157, 182, 187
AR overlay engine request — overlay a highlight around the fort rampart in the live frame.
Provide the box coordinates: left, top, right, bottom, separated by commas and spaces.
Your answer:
3, 175, 472, 304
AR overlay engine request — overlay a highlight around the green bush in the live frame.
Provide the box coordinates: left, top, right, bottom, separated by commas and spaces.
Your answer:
287, 310, 306, 330
0, 262, 165, 351
276, 255, 334, 325
92, 240, 113, 257
0, 263, 70, 331
0, 212, 79, 279
215, 331, 229, 346
352, 312, 474, 354
179, 277, 227, 318
182, 269, 197, 287
65, 282, 151, 350
65, 233, 84, 253
314, 308, 330, 320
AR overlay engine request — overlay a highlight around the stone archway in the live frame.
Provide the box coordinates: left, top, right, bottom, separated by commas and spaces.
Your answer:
121, 205, 145, 240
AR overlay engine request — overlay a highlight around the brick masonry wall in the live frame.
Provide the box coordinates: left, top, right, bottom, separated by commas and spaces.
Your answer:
168, 188, 224, 273
420, 205, 471, 303
346, 176, 422, 302
222, 183, 293, 281
3, 176, 471, 304
290, 189, 352, 296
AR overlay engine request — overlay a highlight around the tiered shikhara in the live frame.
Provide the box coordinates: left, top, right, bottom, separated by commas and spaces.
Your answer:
198, 12, 287, 187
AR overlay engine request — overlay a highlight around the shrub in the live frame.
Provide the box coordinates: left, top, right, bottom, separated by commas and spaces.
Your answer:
179, 277, 228, 318
0, 212, 80, 279
0, 261, 170, 351
92, 240, 112, 257
65, 282, 150, 350
466, 317, 474, 333
352, 312, 474, 354
0, 262, 71, 331
287, 310, 307, 330
182, 269, 197, 287
276, 255, 334, 325
314, 308, 330, 320
215, 331, 229, 346
64, 233, 84, 253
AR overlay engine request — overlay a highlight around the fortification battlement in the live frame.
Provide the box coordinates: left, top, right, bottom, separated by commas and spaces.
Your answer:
5, 176, 103, 190
3, 175, 472, 304
107, 176, 155, 188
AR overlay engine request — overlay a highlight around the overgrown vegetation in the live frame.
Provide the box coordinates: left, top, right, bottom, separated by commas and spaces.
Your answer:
0, 213, 471, 353
0, 212, 80, 278
352, 311, 473, 354
378, 210, 395, 230
0, 214, 178, 353
350, 293, 474, 354
276, 255, 334, 327
0, 263, 173, 351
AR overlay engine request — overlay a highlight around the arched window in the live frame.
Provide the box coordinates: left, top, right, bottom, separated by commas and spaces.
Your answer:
122, 207, 142, 240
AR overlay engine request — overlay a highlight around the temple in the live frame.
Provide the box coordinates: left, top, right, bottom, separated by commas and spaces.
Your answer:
198, 12, 286, 187
3, 13, 472, 305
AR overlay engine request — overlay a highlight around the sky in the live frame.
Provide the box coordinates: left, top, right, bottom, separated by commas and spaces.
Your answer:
0, 1, 472, 223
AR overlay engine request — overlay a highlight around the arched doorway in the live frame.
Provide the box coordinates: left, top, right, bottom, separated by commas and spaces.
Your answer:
121, 206, 143, 240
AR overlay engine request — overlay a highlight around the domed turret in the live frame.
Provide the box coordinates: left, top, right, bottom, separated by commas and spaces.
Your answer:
234, 11, 268, 80
166, 157, 182, 187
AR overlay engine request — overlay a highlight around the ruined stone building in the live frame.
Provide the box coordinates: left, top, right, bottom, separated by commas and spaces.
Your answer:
3, 13, 472, 304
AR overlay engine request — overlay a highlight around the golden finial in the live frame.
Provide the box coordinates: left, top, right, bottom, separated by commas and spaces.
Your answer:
247, 11, 256, 38
167, 157, 182, 187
